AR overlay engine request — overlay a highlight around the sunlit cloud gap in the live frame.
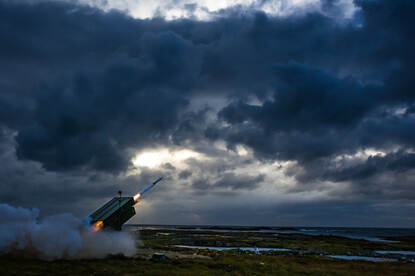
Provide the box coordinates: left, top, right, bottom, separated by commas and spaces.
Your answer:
132, 148, 203, 168
77, 0, 358, 21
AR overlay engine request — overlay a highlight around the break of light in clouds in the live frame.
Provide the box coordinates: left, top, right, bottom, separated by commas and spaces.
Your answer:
132, 148, 203, 169
43, 0, 359, 20
0, 0, 415, 227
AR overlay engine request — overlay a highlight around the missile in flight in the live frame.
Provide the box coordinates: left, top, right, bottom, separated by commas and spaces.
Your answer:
134, 177, 163, 202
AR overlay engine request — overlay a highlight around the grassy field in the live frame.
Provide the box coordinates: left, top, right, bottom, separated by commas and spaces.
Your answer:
1, 229, 415, 275
140, 229, 415, 255
1, 254, 415, 275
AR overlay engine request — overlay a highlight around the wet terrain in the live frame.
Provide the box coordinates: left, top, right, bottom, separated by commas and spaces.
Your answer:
1, 225, 415, 275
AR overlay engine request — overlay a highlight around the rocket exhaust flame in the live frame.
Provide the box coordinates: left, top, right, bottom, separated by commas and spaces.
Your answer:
133, 193, 141, 202
92, 220, 104, 232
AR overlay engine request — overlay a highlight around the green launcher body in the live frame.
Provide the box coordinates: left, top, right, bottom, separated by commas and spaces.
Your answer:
89, 197, 136, 230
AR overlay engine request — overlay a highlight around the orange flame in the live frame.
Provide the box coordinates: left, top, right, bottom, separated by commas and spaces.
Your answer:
133, 193, 142, 203
92, 221, 104, 232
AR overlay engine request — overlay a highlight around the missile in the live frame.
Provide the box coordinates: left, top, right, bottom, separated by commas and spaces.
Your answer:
136, 177, 163, 199
89, 177, 163, 231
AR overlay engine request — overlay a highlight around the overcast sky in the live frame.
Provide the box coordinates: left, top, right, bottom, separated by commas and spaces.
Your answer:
1, 0, 415, 227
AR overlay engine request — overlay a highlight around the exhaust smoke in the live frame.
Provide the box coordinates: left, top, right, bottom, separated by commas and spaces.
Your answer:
0, 204, 137, 260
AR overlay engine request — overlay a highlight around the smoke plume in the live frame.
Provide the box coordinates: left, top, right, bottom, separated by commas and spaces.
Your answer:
0, 204, 137, 260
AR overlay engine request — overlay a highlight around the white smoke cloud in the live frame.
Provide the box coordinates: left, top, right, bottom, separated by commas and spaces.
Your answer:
0, 204, 137, 260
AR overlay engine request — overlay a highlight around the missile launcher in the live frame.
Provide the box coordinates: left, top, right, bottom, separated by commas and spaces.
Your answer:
90, 177, 162, 231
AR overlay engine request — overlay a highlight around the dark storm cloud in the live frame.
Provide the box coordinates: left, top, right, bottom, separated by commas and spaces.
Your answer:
215, 61, 415, 167
178, 170, 192, 179
212, 0, 415, 188
220, 62, 379, 132
325, 152, 415, 182
2, 0, 413, 174
192, 172, 265, 192
0, 1, 201, 172
15, 56, 190, 172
